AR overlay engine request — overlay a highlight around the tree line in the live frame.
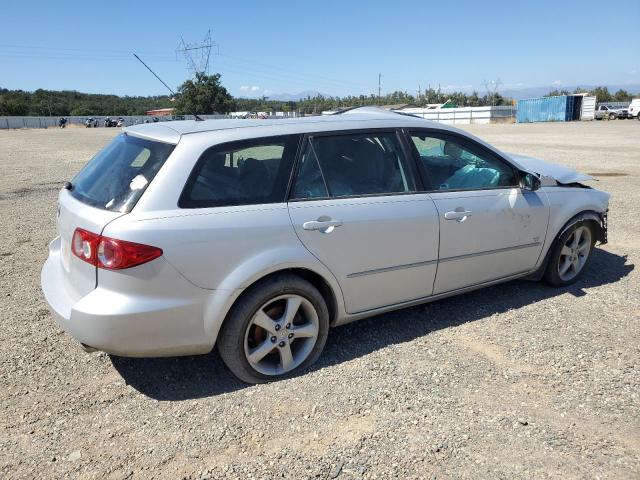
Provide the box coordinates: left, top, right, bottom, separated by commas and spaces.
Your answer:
0, 87, 172, 116
544, 86, 635, 102
1, 74, 637, 117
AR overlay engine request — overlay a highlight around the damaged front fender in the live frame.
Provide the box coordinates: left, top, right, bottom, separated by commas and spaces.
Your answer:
506, 153, 595, 185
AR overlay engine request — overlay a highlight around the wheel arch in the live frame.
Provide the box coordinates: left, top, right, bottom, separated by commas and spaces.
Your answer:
527, 209, 606, 281
201, 248, 346, 350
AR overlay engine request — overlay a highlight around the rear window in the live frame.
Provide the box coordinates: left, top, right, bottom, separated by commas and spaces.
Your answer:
179, 135, 300, 208
70, 134, 175, 212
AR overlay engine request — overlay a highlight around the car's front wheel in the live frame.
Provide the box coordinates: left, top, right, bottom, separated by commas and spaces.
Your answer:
608, 113, 617, 120
217, 274, 329, 384
543, 222, 595, 286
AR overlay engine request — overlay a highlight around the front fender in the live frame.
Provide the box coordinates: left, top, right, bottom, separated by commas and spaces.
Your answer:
528, 187, 609, 275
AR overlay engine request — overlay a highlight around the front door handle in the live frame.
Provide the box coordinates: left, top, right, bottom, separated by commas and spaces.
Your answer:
302, 219, 343, 233
444, 210, 472, 222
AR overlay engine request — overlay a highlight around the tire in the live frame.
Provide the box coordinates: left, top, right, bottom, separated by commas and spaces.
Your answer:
608, 113, 617, 120
543, 221, 596, 287
217, 273, 329, 384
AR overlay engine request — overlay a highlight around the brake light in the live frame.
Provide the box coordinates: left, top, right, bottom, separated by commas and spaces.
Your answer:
71, 228, 162, 270
72, 228, 99, 264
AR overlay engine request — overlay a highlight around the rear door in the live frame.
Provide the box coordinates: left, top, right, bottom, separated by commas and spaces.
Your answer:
406, 130, 549, 294
288, 130, 440, 314
58, 133, 176, 300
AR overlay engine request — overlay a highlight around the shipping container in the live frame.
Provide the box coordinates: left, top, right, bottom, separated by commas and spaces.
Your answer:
516, 96, 576, 123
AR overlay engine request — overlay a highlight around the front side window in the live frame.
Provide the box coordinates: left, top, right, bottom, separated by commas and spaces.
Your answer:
409, 132, 516, 191
180, 135, 300, 208
291, 132, 414, 199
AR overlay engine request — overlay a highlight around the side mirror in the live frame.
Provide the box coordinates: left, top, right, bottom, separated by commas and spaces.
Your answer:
521, 172, 541, 191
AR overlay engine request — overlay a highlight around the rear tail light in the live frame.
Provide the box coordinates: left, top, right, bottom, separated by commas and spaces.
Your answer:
71, 228, 162, 270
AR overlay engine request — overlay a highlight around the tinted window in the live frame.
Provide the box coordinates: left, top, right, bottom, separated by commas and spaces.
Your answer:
409, 133, 516, 191
291, 132, 414, 199
71, 134, 175, 213
180, 135, 299, 208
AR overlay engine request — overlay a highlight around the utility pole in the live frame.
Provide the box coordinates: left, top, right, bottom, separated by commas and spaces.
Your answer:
378, 73, 382, 104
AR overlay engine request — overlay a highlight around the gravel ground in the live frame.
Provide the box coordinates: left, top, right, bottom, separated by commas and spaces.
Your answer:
1, 121, 638, 479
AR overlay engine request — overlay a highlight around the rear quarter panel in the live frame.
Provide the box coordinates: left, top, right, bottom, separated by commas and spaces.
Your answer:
102, 204, 346, 339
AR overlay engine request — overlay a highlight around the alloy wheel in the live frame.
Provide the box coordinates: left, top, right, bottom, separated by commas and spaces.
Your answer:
243, 294, 319, 376
558, 226, 592, 281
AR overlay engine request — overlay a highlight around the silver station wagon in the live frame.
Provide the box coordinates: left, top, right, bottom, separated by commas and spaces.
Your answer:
41, 107, 609, 383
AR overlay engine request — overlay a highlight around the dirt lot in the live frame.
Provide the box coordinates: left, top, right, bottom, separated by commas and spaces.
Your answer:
1, 121, 638, 479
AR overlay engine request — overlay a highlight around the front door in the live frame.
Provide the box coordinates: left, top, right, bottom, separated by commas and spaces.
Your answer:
288, 130, 440, 314
406, 130, 549, 294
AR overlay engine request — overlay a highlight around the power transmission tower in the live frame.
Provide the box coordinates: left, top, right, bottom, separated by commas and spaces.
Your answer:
176, 29, 218, 76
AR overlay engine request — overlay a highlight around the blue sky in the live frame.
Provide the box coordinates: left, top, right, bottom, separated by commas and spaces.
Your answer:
1, 0, 638, 97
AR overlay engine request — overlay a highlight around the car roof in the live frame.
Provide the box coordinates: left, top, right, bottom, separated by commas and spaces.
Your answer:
124, 107, 458, 144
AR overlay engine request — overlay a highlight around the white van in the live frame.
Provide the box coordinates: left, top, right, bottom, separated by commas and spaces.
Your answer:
628, 99, 640, 119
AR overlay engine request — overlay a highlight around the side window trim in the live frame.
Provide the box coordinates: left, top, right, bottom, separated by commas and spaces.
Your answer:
288, 128, 418, 202
404, 128, 521, 193
307, 136, 332, 197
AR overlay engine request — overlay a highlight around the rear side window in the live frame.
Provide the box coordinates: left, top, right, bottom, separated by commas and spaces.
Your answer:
70, 134, 175, 212
291, 132, 414, 199
180, 135, 300, 208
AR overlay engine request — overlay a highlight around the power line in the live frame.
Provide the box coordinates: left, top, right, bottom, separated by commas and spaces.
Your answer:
217, 53, 368, 90
0, 43, 369, 90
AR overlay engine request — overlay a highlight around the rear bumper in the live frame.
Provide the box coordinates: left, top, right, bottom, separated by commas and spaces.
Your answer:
41, 237, 214, 357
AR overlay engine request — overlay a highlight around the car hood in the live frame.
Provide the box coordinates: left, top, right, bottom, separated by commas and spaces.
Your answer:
506, 153, 595, 184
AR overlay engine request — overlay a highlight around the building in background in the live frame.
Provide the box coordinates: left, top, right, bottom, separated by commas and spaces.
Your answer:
145, 108, 174, 117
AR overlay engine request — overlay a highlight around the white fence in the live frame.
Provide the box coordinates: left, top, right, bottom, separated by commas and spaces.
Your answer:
0, 115, 234, 129
396, 106, 516, 124
0, 112, 301, 129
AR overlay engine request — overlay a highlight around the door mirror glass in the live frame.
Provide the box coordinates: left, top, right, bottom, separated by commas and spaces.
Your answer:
521, 172, 541, 191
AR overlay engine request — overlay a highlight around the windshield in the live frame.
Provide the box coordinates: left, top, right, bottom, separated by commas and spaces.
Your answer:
70, 134, 175, 212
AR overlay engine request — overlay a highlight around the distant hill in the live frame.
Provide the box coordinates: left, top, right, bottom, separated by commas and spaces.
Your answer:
501, 84, 640, 99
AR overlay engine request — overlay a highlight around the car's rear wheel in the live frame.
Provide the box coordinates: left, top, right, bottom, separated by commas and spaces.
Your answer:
217, 274, 329, 384
608, 113, 617, 120
543, 222, 595, 286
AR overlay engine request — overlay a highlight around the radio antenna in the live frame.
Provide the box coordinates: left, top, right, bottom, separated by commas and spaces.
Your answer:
133, 53, 203, 121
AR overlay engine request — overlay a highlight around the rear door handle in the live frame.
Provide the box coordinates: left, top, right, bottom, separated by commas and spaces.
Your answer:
444, 210, 472, 222
302, 219, 343, 232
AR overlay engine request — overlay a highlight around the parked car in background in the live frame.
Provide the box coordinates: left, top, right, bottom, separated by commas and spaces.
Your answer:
594, 104, 630, 120
41, 107, 610, 383
628, 99, 640, 119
